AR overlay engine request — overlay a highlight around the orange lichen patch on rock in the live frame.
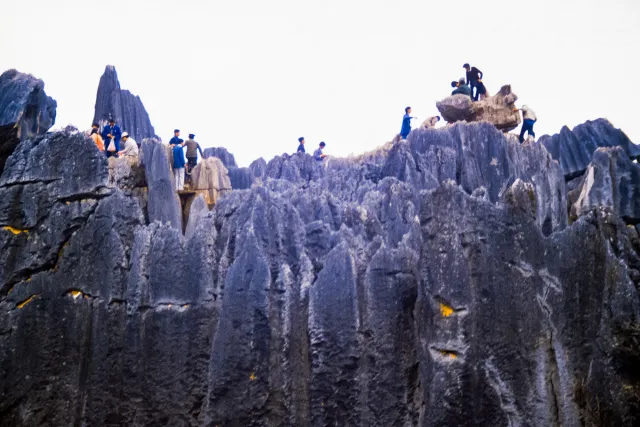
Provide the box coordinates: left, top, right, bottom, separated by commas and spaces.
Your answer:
439, 303, 454, 317
249, 372, 257, 381
16, 294, 40, 309
440, 350, 457, 359
2, 226, 28, 235
69, 290, 83, 299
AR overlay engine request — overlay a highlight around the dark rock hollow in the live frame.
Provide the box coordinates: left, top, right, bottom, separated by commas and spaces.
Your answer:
0, 117, 639, 426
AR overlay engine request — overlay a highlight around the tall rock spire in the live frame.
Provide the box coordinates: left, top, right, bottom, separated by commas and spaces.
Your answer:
92, 65, 157, 142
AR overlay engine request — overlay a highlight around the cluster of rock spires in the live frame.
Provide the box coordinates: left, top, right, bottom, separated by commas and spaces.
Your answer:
1, 69, 640, 427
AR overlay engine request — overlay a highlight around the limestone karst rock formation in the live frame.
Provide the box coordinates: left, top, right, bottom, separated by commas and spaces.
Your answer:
0, 69, 57, 173
93, 65, 157, 142
204, 146, 266, 190
190, 157, 231, 206
436, 84, 521, 132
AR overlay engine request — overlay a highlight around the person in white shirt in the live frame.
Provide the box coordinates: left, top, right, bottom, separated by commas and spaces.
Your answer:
118, 132, 139, 157
517, 105, 537, 143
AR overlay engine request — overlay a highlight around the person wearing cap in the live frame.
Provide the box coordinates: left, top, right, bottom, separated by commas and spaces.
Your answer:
516, 105, 537, 143
400, 107, 417, 140
463, 63, 483, 101
297, 137, 306, 153
118, 132, 138, 157
102, 118, 122, 157
172, 140, 186, 191
169, 129, 183, 147
185, 133, 204, 172
451, 78, 472, 97
90, 127, 104, 151
313, 142, 327, 161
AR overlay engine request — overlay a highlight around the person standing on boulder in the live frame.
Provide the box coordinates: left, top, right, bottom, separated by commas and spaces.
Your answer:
297, 137, 306, 153
102, 118, 122, 158
517, 105, 537, 143
400, 107, 417, 140
185, 133, 204, 172
90, 127, 105, 151
169, 129, 182, 147
463, 63, 483, 101
172, 141, 186, 191
313, 141, 327, 161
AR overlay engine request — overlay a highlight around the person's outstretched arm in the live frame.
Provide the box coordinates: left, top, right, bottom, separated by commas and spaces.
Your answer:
197, 143, 204, 157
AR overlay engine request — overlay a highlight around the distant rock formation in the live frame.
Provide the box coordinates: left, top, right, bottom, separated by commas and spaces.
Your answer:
92, 65, 157, 142
540, 118, 640, 180
204, 146, 266, 190
0, 69, 56, 174
436, 84, 521, 132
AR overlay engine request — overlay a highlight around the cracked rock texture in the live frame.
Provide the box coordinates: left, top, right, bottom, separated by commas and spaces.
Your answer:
92, 65, 157, 143
1, 116, 639, 427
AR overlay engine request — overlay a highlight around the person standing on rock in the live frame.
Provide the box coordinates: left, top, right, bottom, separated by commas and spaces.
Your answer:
118, 132, 138, 157
463, 63, 483, 101
102, 118, 122, 158
297, 137, 306, 153
313, 142, 327, 161
185, 133, 204, 173
172, 141, 186, 191
90, 127, 105, 151
400, 107, 417, 140
451, 79, 472, 97
169, 129, 183, 147
517, 105, 537, 143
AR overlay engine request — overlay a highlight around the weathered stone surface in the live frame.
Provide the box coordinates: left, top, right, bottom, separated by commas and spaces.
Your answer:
0, 69, 57, 174
140, 138, 182, 230
203, 146, 237, 169
572, 146, 640, 223
436, 84, 521, 132
540, 118, 640, 180
190, 157, 231, 206
93, 65, 157, 143
1, 120, 639, 426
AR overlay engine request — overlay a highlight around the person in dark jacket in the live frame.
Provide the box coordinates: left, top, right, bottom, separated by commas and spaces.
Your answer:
297, 137, 305, 153
172, 141, 186, 191
185, 133, 204, 172
463, 63, 483, 101
400, 107, 417, 140
313, 142, 327, 161
102, 118, 122, 158
169, 129, 182, 147
451, 79, 472, 97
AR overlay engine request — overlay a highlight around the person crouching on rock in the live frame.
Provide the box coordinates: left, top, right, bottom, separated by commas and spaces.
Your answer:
422, 116, 441, 129
400, 107, 417, 140
90, 125, 105, 151
516, 105, 537, 143
172, 140, 186, 191
185, 133, 204, 174
313, 141, 327, 162
451, 78, 472, 97
118, 132, 138, 157
102, 118, 122, 158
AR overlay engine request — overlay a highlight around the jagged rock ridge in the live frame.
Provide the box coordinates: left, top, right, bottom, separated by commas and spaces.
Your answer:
93, 65, 157, 142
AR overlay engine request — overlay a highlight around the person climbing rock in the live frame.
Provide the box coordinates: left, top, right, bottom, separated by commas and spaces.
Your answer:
172, 140, 186, 191
401, 107, 417, 140
517, 105, 537, 143
118, 132, 138, 157
102, 118, 122, 158
90, 127, 104, 151
185, 133, 204, 173
451, 78, 472, 97
463, 63, 483, 101
297, 137, 306, 153
169, 129, 182, 147
422, 116, 441, 129
313, 141, 327, 161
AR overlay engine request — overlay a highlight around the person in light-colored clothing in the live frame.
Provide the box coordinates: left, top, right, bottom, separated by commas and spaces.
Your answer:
118, 132, 138, 157
422, 116, 441, 129
90, 127, 104, 151
517, 105, 537, 143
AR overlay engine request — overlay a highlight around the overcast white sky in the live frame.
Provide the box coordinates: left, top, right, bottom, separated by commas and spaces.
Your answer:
1, 0, 638, 166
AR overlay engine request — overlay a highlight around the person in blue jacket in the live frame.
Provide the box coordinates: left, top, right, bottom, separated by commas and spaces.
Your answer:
102, 118, 122, 157
400, 107, 417, 140
297, 137, 305, 153
169, 129, 182, 147
172, 141, 186, 191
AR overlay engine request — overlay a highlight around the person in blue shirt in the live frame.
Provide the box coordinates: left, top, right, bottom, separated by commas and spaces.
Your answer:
169, 129, 182, 147
172, 140, 186, 191
400, 107, 417, 140
313, 142, 327, 161
102, 118, 122, 158
297, 137, 305, 153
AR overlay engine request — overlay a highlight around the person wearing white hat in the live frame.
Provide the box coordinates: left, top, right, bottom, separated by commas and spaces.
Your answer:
118, 132, 139, 157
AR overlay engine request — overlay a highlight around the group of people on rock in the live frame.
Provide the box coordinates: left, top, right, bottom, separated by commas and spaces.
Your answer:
90, 119, 139, 158
169, 129, 204, 191
296, 137, 328, 161
400, 63, 537, 143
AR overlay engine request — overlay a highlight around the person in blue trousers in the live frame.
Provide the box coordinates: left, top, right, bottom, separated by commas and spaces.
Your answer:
400, 107, 417, 140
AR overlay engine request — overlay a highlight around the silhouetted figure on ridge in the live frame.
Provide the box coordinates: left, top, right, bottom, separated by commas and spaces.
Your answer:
464, 63, 483, 101
313, 141, 327, 161
400, 106, 417, 140
297, 137, 306, 153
